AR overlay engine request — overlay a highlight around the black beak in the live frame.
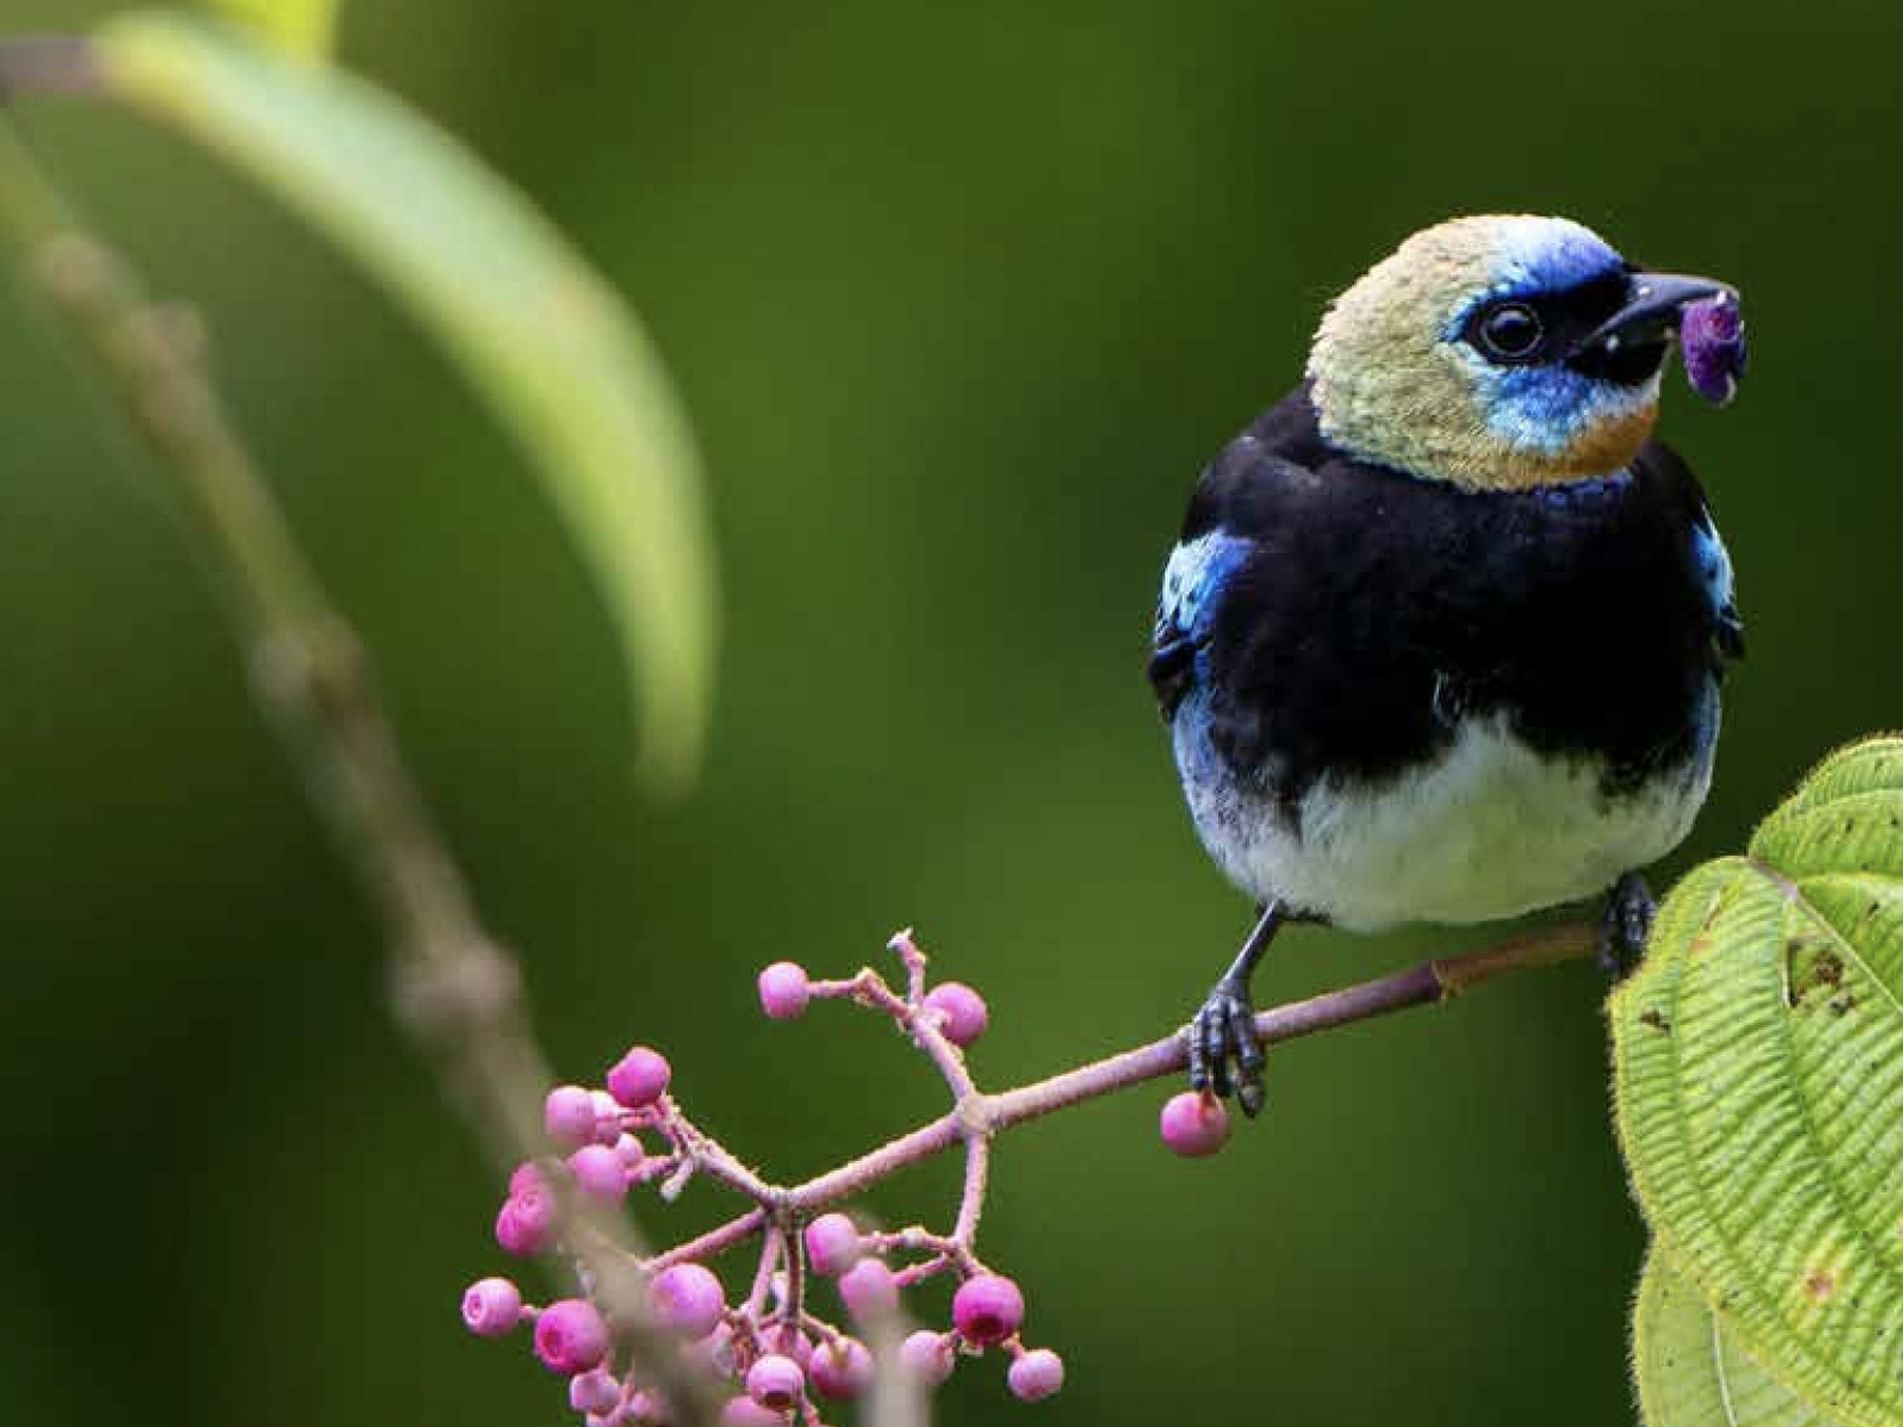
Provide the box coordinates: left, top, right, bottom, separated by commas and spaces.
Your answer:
1577, 271, 1737, 354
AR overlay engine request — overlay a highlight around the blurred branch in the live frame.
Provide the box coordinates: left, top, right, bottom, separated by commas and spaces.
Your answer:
0, 118, 725, 1427
0, 36, 99, 99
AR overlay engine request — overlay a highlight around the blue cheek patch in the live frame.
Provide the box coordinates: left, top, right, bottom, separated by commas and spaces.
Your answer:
1477, 364, 1621, 455
1464, 352, 1655, 460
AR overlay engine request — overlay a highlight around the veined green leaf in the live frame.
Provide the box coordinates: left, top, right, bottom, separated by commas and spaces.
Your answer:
1635, 1245, 1840, 1427
202, 0, 336, 60
1613, 739, 1903, 1426
93, 11, 718, 791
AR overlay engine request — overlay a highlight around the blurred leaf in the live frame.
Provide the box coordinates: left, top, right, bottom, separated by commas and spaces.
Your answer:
92, 11, 718, 791
1634, 1245, 1839, 1427
1612, 738, 1903, 1427
200, 0, 337, 60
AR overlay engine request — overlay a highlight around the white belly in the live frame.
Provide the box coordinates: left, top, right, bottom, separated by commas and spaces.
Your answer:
1176, 705, 1716, 931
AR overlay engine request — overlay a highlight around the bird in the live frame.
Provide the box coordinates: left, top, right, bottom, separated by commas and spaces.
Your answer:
1148, 214, 1746, 1118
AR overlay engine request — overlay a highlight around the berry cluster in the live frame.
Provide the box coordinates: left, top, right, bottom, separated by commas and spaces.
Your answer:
459, 932, 1079, 1424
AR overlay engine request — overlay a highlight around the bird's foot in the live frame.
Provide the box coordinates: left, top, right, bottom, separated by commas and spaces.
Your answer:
1185, 902, 1289, 1118
1189, 972, 1267, 1116
1598, 872, 1656, 979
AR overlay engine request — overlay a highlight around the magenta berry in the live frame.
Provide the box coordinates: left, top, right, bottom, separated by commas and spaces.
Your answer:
460, 1276, 523, 1337
1008, 1347, 1066, 1401
495, 1186, 557, 1256
745, 1354, 804, 1413
1681, 293, 1747, 405
772, 1329, 814, 1369
683, 1323, 735, 1377
953, 1273, 1025, 1346
719, 1398, 785, 1427
568, 1143, 629, 1202
508, 1160, 548, 1197
921, 981, 988, 1046
809, 1336, 874, 1399
900, 1330, 955, 1386
757, 961, 811, 1020
836, 1257, 899, 1322
650, 1262, 725, 1338
590, 1090, 626, 1143
569, 1367, 623, 1415
1159, 1088, 1231, 1157
534, 1298, 610, 1374
607, 1047, 671, 1108
802, 1213, 861, 1278
613, 1133, 645, 1170
544, 1085, 599, 1148
626, 1390, 669, 1424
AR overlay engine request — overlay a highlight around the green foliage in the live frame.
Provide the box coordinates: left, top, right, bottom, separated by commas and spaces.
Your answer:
1634, 1247, 1839, 1427
1614, 738, 1903, 1427
199, 0, 336, 59
91, 11, 718, 791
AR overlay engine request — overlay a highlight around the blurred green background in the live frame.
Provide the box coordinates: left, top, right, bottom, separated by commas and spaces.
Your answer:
1, 2, 1898, 1424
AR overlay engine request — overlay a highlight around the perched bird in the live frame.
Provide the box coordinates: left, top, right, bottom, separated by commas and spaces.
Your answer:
1149, 214, 1746, 1116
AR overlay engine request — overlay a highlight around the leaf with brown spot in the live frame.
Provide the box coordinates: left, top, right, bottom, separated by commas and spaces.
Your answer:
1615, 739, 1903, 1426
1635, 1246, 1845, 1427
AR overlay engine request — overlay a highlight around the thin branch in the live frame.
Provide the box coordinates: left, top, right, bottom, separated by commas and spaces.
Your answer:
658, 919, 1601, 1267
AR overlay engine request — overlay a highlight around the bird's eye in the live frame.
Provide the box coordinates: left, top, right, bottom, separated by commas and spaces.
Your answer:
1475, 301, 1544, 361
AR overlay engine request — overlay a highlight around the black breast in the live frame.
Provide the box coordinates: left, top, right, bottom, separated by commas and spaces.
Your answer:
1153, 387, 1735, 807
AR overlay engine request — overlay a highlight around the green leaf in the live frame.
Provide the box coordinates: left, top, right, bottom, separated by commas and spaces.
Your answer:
92, 11, 718, 791
1612, 738, 1903, 1427
1635, 1245, 1841, 1427
202, 0, 337, 60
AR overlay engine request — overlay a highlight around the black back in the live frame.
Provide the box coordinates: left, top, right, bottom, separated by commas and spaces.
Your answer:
1149, 386, 1740, 807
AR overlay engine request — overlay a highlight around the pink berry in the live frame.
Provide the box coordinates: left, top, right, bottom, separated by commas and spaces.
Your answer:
590, 1090, 626, 1144
719, 1399, 784, 1427
1159, 1089, 1231, 1157
809, 1336, 874, 1399
921, 982, 988, 1046
570, 1367, 623, 1414
757, 962, 811, 1020
495, 1186, 557, 1256
568, 1143, 629, 1202
460, 1276, 523, 1337
836, 1258, 899, 1322
509, 1160, 549, 1197
952, 1273, 1024, 1346
650, 1262, 725, 1338
627, 1390, 670, 1424
607, 1047, 672, 1107
683, 1324, 735, 1377
745, 1354, 804, 1412
803, 1213, 861, 1278
1008, 1347, 1065, 1401
534, 1298, 610, 1374
614, 1133, 646, 1170
900, 1330, 954, 1386
545, 1085, 599, 1148
771, 1330, 813, 1368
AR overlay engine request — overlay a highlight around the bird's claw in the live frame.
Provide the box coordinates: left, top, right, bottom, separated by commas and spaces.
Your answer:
1188, 974, 1267, 1117
1598, 872, 1656, 979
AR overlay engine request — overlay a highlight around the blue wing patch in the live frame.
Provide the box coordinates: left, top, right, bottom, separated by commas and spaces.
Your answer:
1149, 532, 1251, 717
1690, 511, 1745, 660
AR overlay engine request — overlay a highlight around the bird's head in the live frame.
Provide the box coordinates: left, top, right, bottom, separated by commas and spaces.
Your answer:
1306, 214, 1738, 490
